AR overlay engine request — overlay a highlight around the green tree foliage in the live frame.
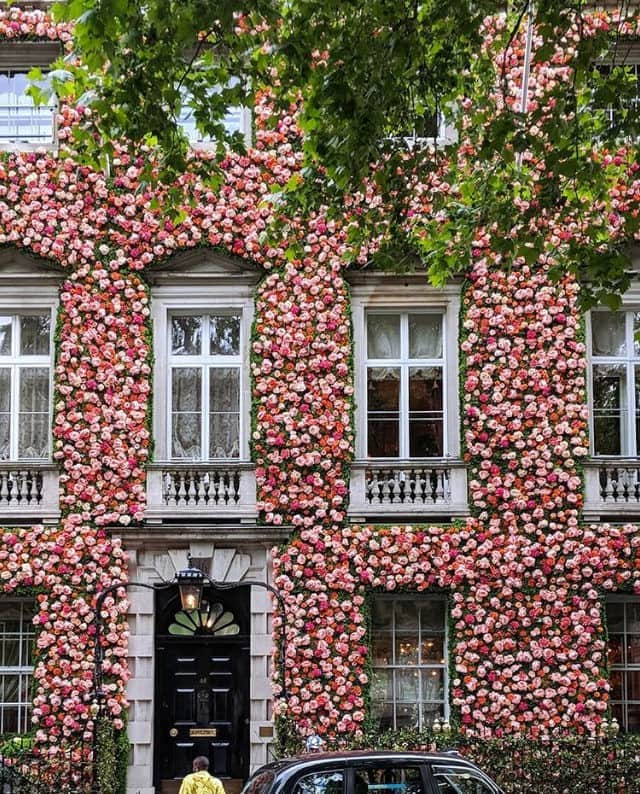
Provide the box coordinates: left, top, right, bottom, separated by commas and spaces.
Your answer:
50, 0, 640, 304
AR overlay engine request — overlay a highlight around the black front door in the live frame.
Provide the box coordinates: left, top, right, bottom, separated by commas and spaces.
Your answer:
154, 589, 250, 790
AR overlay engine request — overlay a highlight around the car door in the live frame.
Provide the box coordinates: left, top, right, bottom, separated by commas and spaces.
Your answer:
427, 763, 503, 794
288, 766, 346, 794
346, 761, 430, 794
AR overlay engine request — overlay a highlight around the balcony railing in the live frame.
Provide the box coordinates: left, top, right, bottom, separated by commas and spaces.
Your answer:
583, 458, 640, 518
145, 461, 257, 522
0, 462, 59, 520
348, 458, 468, 518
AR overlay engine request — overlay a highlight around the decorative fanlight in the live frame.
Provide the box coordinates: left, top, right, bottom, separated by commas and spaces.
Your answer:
169, 600, 241, 636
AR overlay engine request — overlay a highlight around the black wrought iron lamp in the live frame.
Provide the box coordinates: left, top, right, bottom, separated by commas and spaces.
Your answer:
175, 558, 206, 612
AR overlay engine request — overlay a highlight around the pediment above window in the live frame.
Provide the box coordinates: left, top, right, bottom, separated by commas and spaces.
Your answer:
145, 249, 260, 288
0, 41, 62, 70
0, 248, 63, 287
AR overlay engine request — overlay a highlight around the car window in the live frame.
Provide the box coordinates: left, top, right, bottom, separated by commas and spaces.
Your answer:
293, 770, 345, 794
351, 766, 425, 794
242, 770, 275, 794
430, 765, 497, 794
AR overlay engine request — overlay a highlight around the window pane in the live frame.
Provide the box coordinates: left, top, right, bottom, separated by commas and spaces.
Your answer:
18, 414, 48, 459
209, 414, 240, 459
371, 669, 392, 702
409, 367, 442, 411
628, 670, 640, 700
396, 669, 419, 701
371, 700, 394, 730
420, 636, 445, 663
592, 311, 626, 356
420, 600, 445, 632
172, 368, 202, 412
209, 368, 240, 458
367, 315, 400, 359
422, 669, 444, 701
372, 633, 393, 666
352, 766, 424, 794
171, 316, 203, 355
608, 634, 623, 666
432, 767, 495, 794
368, 368, 400, 410
0, 317, 11, 356
19, 315, 50, 355
368, 367, 400, 457
293, 771, 343, 794
395, 600, 418, 630
607, 601, 625, 632
628, 704, 640, 733
372, 599, 394, 628
629, 634, 640, 664
19, 368, 49, 412
209, 315, 240, 355
634, 313, 640, 356
592, 364, 627, 455
628, 602, 640, 632
395, 633, 419, 665
0, 367, 9, 460
0, 674, 18, 702
18, 369, 49, 459
409, 421, 443, 458
172, 414, 201, 459
409, 314, 442, 358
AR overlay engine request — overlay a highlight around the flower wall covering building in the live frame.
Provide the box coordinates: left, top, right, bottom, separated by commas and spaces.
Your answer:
0, 6, 639, 791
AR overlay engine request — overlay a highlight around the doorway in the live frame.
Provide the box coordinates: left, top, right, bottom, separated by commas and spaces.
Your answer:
154, 587, 250, 793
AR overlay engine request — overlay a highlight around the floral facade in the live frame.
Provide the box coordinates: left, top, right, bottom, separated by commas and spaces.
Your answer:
0, 5, 639, 794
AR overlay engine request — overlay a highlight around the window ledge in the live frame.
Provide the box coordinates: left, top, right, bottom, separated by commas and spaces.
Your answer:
145, 461, 257, 521
348, 458, 468, 517
584, 457, 640, 518
0, 461, 59, 518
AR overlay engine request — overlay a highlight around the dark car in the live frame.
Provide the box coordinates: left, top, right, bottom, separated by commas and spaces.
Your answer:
241, 751, 505, 794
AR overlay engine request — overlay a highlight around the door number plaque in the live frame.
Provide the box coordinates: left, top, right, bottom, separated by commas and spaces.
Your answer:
189, 728, 217, 737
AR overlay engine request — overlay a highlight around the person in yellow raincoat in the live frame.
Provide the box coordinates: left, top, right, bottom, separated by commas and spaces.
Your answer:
179, 756, 225, 794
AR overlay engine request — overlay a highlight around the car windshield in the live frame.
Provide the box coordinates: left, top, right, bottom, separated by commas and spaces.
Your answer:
431, 765, 499, 794
242, 770, 276, 794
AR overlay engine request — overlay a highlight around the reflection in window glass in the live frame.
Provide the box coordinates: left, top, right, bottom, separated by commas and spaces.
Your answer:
606, 599, 640, 733
292, 771, 343, 794
371, 596, 446, 730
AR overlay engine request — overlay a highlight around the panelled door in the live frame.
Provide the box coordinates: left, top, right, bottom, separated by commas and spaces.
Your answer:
154, 589, 250, 791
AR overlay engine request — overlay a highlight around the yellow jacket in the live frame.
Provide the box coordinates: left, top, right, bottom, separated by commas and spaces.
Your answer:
178, 771, 226, 794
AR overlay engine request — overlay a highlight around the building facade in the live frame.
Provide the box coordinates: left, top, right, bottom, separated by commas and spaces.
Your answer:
0, 5, 639, 794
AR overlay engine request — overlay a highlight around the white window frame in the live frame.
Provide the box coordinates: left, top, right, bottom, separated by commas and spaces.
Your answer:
0, 289, 56, 462
0, 42, 60, 152
0, 600, 34, 735
587, 307, 640, 456
167, 309, 243, 461
605, 595, 640, 733
152, 285, 253, 462
351, 277, 460, 461
370, 594, 449, 731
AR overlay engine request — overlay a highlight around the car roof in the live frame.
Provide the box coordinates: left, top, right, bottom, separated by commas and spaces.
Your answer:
254, 749, 471, 775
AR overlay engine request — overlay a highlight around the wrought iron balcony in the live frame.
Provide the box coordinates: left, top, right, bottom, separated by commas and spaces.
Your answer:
348, 458, 468, 519
0, 461, 59, 520
145, 461, 257, 522
584, 458, 640, 519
